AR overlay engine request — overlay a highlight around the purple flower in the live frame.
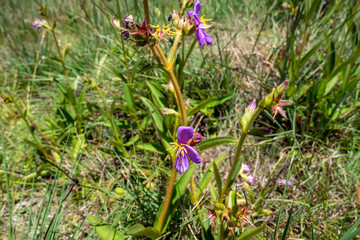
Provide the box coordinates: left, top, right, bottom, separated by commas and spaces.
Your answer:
188, 0, 212, 46
32, 18, 45, 30
278, 179, 292, 185
247, 176, 255, 185
172, 126, 201, 173
241, 163, 251, 173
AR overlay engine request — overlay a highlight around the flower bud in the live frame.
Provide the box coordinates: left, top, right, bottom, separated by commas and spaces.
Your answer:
264, 80, 289, 109
163, 81, 175, 93
170, 11, 196, 35
161, 108, 179, 116
240, 100, 256, 131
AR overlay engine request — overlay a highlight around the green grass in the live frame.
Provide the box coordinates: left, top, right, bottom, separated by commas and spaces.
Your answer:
1, 0, 360, 239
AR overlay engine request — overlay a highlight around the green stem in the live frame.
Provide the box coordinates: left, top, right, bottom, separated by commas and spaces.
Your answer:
220, 106, 264, 199
155, 44, 187, 126
150, 35, 187, 233
116, 0, 131, 81
168, 32, 182, 67
143, 0, 151, 24
51, 29, 80, 132
179, 37, 197, 86
51, 30, 74, 102
157, 159, 177, 232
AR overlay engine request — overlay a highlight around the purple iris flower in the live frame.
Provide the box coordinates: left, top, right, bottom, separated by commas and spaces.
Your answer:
173, 126, 202, 173
188, 0, 213, 46
278, 179, 292, 185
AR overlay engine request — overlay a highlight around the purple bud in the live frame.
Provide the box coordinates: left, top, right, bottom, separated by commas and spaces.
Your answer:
278, 179, 292, 185
168, 14, 173, 21
245, 145, 253, 150
277, 80, 289, 93
280, 80, 289, 89
121, 30, 130, 40
246, 100, 256, 112
247, 176, 255, 185
194, 134, 202, 139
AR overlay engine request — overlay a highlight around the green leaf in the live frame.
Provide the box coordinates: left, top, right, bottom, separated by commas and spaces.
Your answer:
340, 217, 360, 240
136, 142, 165, 154
138, 64, 165, 73
126, 224, 161, 240
123, 84, 136, 113
154, 163, 197, 233
197, 137, 238, 151
76, 86, 87, 120
224, 156, 243, 195
187, 94, 233, 117
209, 183, 218, 200
146, 81, 169, 109
66, 86, 77, 106
281, 202, 294, 240
299, 42, 321, 70
197, 151, 229, 198
124, 135, 140, 146
236, 226, 265, 240
212, 162, 222, 201
87, 215, 125, 240
201, 217, 215, 240
140, 97, 173, 152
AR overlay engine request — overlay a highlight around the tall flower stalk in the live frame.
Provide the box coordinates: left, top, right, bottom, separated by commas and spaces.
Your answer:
142, 0, 188, 232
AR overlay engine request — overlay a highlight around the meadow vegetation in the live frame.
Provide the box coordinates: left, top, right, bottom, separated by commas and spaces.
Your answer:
1, 0, 360, 239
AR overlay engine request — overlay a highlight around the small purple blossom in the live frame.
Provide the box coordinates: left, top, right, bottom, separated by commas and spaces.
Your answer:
278, 179, 292, 185
188, 0, 212, 46
172, 126, 201, 173
32, 19, 45, 30
247, 176, 255, 185
241, 163, 250, 173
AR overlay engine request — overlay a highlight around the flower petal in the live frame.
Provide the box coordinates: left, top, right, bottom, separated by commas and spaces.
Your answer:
177, 126, 194, 144
202, 30, 213, 45
184, 145, 201, 164
175, 154, 189, 173
196, 28, 205, 46
277, 106, 287, 119
194, 0, 201, 15
279, 99, 292, 106
188, 11, 195, 17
